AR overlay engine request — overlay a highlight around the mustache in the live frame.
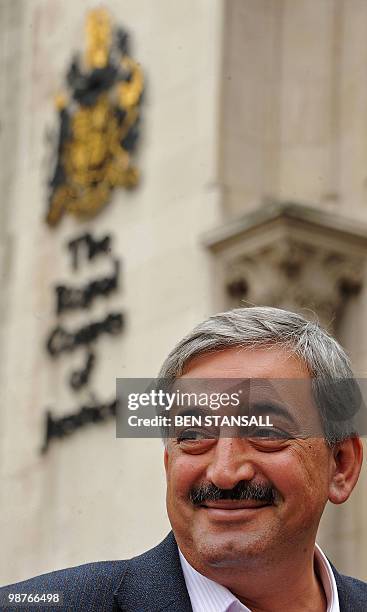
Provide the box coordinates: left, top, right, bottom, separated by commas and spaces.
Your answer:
189, 481, 277, 505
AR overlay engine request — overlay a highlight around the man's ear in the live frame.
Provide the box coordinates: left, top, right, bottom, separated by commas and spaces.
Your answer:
164, 446, 169, 474
328, 437, 363, 504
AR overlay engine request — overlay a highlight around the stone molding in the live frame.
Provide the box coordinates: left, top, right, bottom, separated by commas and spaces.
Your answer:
203, 202, 367, 327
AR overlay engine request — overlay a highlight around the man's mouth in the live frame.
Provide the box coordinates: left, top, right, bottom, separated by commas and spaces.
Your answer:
201, 499, 270, 510
199, 498, 272, 520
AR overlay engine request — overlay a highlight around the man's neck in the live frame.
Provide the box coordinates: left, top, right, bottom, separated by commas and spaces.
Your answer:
233, 562, 327, 612
181, 543, 328, 612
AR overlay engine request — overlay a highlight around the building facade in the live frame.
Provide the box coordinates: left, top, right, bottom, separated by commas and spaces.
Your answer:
0, 0, 367, 584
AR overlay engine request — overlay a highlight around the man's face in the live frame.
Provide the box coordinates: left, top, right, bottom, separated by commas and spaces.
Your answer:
164, 346, 335, 574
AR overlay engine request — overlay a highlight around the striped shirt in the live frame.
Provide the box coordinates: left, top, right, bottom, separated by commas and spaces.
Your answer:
179, 544, 339, 612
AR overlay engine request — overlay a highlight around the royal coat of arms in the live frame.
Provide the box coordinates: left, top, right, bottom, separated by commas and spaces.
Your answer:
46, 9, 144, 226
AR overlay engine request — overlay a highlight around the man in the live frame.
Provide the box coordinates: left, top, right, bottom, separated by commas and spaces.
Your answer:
1, 306, 366, 611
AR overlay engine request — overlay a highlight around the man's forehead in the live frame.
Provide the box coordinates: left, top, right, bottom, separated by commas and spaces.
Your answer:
168, 375, 321, 438
181, 345, 311, 379
172, 376, 314, 408
174, 347, 320, 435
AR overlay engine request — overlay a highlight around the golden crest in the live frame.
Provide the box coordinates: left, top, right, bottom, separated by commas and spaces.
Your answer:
46, 8, 143, 226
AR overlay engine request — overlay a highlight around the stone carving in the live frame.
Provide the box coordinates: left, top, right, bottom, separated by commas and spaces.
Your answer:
46, 8, 144, 226
226, 241, 363, 327
204, 202, 367, 329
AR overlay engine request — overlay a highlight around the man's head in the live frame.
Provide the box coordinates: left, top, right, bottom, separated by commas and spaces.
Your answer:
159, 306, 363, 578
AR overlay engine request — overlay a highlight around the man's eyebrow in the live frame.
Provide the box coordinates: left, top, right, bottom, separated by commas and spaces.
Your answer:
172, 406, 213, 419
249, 401, 299, 428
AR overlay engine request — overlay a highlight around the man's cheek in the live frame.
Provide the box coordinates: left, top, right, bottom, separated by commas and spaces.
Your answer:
170, 465, 199, 500
281, 444, 326, 485
171, 471, 192, 498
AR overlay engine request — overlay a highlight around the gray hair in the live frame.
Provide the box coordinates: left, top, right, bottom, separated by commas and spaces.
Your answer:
159, 306, 362, 444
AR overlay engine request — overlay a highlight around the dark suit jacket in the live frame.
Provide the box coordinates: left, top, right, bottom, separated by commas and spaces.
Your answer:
1, 531, 366, 611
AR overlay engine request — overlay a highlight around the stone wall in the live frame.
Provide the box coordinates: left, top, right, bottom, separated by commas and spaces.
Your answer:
1, 0, 366, 585
219, 0, 367, 579
0, 0, 223, 584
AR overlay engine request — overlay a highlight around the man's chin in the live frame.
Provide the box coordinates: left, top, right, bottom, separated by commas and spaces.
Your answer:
191, 530, 271, 569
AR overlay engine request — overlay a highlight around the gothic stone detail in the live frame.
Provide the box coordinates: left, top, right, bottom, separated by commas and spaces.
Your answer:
225, 242, 363, 326
203, 202, 367, 328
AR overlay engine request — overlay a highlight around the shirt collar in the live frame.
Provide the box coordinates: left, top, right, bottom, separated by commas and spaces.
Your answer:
179, 544, 340, 612
179, 548, 250, 612
314, 543, 340, 612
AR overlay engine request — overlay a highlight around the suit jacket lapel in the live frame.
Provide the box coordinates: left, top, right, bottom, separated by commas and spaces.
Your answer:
113, 532, 193, 612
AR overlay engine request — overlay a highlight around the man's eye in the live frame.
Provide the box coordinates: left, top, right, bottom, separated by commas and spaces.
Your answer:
250, 427, 291, 440
177, 429, 213, 442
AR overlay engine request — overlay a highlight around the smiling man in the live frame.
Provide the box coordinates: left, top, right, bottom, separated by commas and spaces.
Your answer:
164, 346, 352, 612
158, 309, 366, 612
1, 307, 366, 611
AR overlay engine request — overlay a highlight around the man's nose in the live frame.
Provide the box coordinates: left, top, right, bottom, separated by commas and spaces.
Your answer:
205, 437, 256, 490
